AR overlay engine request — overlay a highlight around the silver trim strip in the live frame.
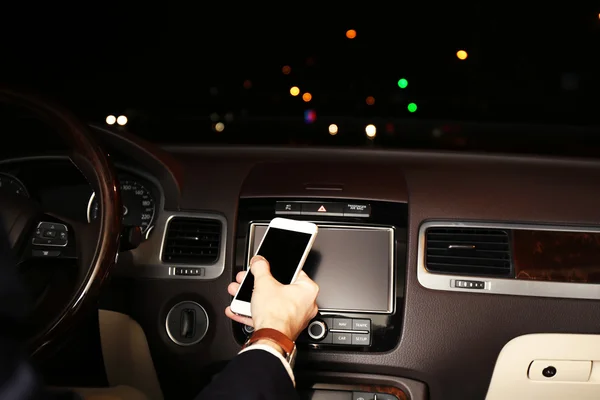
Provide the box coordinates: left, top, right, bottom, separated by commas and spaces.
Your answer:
247, 223, 395, 314
119, 211, 227, 280
329, 329, 369, 334
418, 220, 600, 300
165, 301, 209, 346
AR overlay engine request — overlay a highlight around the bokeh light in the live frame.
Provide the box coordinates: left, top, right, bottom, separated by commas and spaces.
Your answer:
456, 50, 468, 60
346, 29, 357, 39
243, 80, 252, 89
215, 122, 225, 132
282, 65, 291, 75
290, 86, 300, 96
116, 115, 127, 126
365, 124, 376, 139
407, 103, 418, 113
302, 92, 312, 102
366, 96, 375, 105
328, 124, 338, 135
304, 109, 316, 124
397, 78, 408, 89
106, 115, 116, 125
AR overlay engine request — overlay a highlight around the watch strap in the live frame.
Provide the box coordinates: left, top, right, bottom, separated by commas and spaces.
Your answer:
244, 328, 295, 357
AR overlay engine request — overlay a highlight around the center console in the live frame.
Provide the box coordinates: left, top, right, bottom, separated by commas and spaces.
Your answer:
233, 198, 408, 352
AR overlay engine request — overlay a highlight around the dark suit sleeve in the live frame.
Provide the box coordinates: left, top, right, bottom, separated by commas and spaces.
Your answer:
195, 350, 300, 400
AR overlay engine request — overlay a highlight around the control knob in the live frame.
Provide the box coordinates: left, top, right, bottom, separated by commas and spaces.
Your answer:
308, 320, 327, 340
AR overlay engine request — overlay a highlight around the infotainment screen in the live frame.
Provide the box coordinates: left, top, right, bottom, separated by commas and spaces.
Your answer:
248, 224, 395, 314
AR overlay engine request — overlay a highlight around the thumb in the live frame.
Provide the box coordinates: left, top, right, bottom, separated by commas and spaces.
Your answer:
250, 256, 273, 280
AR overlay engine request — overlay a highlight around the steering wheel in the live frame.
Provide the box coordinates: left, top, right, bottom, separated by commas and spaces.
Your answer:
0, 89, 121, 357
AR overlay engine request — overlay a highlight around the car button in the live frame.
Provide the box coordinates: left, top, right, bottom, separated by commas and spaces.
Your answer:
343, 203, 371, 217
275, 201, 302, 215
301, 202, 343, 216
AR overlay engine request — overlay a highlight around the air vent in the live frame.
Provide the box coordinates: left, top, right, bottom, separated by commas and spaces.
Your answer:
162, 217, 222, 264
425, 227, 512, 277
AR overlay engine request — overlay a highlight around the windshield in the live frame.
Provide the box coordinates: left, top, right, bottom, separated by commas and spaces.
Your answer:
3, 6, 600, 154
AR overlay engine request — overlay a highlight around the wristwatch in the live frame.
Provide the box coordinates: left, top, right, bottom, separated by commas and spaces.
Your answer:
244, 328, 297, 367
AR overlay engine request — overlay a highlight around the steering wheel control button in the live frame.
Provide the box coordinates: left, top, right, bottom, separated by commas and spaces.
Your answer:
32, 250, 61, 258
332, 318, 352, 330
352, 392, 375, 400
352, 319, 371, 331
166, 301, 209, 346
308, 321, 327, 340
33, 222, 68, 247
243, 325, 254, 335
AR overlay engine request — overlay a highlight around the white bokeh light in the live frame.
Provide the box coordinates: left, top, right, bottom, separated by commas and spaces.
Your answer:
328, 124, 338, 135
365, 124, 376, 139
106, 115, 116, 125
116, 115, 128, 126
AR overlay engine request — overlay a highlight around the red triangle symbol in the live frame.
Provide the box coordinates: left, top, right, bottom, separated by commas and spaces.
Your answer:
317, 205, 327, 212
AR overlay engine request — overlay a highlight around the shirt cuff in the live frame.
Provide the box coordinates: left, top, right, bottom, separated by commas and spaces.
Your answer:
239, 344, 295, 387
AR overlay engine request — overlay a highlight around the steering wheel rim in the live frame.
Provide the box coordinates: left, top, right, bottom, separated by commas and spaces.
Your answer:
0, 88, 121, 357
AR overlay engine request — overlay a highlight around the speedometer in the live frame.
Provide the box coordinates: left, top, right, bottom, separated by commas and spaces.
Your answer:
0, 173, 29, 197
87, 179, 156, 234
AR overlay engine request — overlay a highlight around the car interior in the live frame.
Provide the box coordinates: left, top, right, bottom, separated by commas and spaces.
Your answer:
2, 5, 600, 400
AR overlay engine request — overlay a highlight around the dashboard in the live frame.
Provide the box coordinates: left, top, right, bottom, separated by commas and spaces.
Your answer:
9, 124, 600, 400
0, 157, 162, 241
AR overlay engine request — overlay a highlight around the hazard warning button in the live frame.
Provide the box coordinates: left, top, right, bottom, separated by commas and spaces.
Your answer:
301, 202, 344, 216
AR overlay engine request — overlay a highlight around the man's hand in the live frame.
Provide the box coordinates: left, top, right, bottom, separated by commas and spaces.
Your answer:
225, 255, 319, 341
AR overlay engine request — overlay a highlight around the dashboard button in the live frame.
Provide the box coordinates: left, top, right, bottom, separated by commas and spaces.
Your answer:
308, 321, 327, 340
352, 333, 370, 345
333, 318, 352, 330
275, 201, 301, 215
352, 319, 371, 331
301, 202, 344, 216
39, 222, 67, 232
343, 203, 371, 217
332, 333, 352, 345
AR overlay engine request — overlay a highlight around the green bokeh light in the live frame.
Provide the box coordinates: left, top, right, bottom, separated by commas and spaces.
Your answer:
407, 103, 417, 112
397, 78, 408, 89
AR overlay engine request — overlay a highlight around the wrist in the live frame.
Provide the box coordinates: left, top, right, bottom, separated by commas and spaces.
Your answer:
255, 339, 285, 356
254, 319, 295, 340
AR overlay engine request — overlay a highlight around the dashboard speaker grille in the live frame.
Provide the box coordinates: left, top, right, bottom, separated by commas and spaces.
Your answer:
162, 217, 222, 264
425, 227, 512, 277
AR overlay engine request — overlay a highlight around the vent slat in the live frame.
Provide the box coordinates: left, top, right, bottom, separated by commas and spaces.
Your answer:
161, 217, 221, 264
425, 227, 512, 277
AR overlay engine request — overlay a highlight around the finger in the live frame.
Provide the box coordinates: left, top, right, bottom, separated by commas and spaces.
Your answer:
236, 271, 246, 283
294, 270, 319, 289
225, 307, 253, 326
250, 256, 272, 280
227, 282, 240, 296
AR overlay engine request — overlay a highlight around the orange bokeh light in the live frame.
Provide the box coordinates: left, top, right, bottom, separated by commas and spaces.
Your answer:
302, 92, 312, 102
346, 29, 357, 39
456, 50, 468, 60
366, 96, 375, 105
282, 65, 291, 75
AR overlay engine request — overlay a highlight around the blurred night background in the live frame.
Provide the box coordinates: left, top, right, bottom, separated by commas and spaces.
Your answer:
1, 4, 600, 155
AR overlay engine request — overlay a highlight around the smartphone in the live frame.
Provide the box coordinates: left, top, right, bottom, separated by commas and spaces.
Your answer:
230, 217, 319, 317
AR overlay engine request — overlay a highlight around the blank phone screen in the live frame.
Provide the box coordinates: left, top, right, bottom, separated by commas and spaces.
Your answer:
235, 227, 312, 303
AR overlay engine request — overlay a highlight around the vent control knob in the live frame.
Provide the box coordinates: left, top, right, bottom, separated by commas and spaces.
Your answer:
308, 320, 327, 340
